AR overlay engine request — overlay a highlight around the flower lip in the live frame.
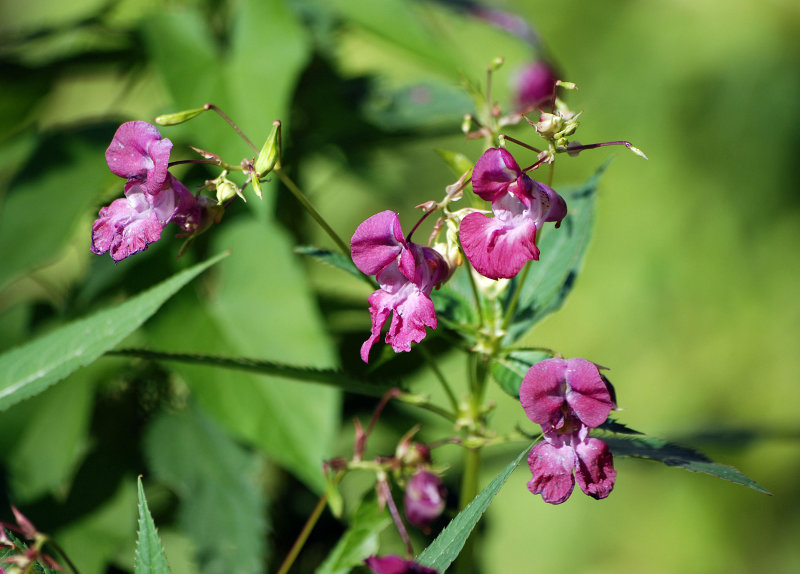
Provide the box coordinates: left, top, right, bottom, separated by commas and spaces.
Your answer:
351, 210, 414, 278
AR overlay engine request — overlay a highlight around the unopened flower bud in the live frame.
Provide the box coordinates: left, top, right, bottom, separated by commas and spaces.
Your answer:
254, 121, 281, 176
461, 114, 473, 135
404, 471, 446, 530
555, 80, 578, 90
365, 556, 438, 574
489, 56, 505, 71
154, 107, 206, 126
536, 112, 563, 136
513, 61, 557, 111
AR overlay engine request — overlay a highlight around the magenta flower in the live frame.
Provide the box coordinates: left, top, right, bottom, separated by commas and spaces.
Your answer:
351, 211, 450, 363
404, 471, 446, 531
527, 424, 616, 504
105, 121, 173, 195
520, 358, 617, 504
92, 121, 204, 261
365, 556, 438, 574
459, 148, 566, 280
513, 61, 557, 111
519, 357, 615, 431
91, 175, 197, 261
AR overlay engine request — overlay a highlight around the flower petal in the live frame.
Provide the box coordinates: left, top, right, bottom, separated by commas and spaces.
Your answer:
351, 210, 409, 276
385, 290, 436, 353
471, 148, 521, 201
105, 121, 172, 194
459, 210, 538, 280
573, 437, 616, 500
519, 358, 568, 425
365, 555, 438, 574
564, 358, 614, 428
527, 438, 576, 504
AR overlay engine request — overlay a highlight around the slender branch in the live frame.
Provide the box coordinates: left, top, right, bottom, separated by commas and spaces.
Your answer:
500, 261, 531, 333
395, 393, 457, 423
378, 478, 414, 558
274, 168, 351, 256
275, 482, 335, 574
168, 158, 240, 170
406, 208, 437, 243
417, 346, 460, 412
47, 540, 81, 574
501, 134, 543, 154
203, 103, 258, 153
460, 251, 485, 327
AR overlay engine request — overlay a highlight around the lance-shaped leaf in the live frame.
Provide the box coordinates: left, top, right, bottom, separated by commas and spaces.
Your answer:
0, 253, 226, 411
503, 163, 607, 343
295, 245, 365, 281
599, 432, 770, 494
135, 476, 171, 574
416, 443, 533, 571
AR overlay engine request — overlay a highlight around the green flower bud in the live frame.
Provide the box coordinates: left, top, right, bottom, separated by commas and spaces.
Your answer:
154, 107, 206, 126
254, 121, 281, 176
251, 174, 263, 200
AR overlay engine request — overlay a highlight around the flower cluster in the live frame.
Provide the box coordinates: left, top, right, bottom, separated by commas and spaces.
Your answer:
351, 148, 566, 359
519, 358, 617, 504
351, 211, 451, 363
91, 121, 205, 261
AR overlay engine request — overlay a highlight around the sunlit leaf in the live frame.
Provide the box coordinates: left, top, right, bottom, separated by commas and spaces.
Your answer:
416, 443, 533, 571
0, 253, 226, 411
135, 476, 171, 574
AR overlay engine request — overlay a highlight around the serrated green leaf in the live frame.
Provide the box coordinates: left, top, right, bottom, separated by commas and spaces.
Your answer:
490, 350, 553, 398
135, 476, 171, 574
0, 253, 226, 411
417, 443, 533, 571
110, 348, 392, 397
316, 498, 390, 574
503, 164, 607, 343
295, 245, 363, 281
603, 435, 770, 494
145, 407, 267, 574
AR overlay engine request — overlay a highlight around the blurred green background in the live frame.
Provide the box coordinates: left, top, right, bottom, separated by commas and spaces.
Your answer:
1, 0, 799, 572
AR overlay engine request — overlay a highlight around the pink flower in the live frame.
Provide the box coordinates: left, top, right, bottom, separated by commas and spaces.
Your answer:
519, 357, 615, 431
459, 148, 566, 280
365, 556, 438, 574
520, 358, 617, 504
92, 121, 203, 261
404, 471, 446, 531
351, 211, 449, 363
105, 121, 173, 195
527, 424, 616, 504
91, 175, 197, 262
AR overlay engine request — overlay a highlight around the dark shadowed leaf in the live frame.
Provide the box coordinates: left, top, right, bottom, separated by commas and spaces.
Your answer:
145, 407, 267, 574
601, 434, 770, 494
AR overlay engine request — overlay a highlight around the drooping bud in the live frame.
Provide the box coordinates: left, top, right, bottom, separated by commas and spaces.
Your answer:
211, 171, 243, 204
154, 107, 206, 126
254, 120, 281, 176
513, 61, 557, 111
404, 471, 446, 531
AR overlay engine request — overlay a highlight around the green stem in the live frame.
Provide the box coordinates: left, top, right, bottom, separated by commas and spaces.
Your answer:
275, 486, 332, 574
461, 255, 485, 327
500, 261, 531, 333
274, 168, 351, 257
455, 447, 482, 574
396, 393, 457, 423
417, 346, 460, 412
47, 540, 81, 574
